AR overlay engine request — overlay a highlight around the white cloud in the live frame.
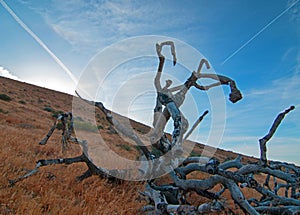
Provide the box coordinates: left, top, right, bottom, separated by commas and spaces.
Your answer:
0, 66, 21, 81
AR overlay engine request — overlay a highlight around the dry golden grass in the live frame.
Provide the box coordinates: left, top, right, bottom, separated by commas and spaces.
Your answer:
0, 77, 145, 214
0, 77, 267, 214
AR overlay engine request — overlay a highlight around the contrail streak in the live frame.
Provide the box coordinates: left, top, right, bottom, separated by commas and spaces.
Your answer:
221, 0, 299, 65
0, 0, 78, 84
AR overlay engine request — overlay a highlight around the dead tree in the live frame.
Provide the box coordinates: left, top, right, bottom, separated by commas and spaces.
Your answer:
140, 106, 299, 214
8, 41, 299, 214
150, 42, 242, 151
9, 95, 298, 215
9, 41, 242, 186
9, 112, 119, 186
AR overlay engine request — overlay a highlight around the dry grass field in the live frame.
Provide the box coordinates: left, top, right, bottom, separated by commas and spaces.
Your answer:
0, 77, 269, 214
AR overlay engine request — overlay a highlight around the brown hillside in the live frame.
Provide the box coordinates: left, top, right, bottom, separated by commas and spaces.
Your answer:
0, 77, 260, 214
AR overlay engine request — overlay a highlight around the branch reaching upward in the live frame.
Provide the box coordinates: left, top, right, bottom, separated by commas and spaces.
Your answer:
75, 91, 153, 160
259, 105, 295, 166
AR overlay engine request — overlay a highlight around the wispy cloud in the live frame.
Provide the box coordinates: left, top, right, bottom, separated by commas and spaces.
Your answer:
18, 0, 205, 54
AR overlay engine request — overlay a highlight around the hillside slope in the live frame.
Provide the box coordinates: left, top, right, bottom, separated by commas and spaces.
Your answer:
0, 77, 259, 214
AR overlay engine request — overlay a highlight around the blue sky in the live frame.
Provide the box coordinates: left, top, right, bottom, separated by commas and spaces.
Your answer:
0, 0, 300, 164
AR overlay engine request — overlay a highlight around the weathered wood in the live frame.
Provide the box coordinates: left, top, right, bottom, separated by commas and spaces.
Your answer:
150, 71, 243, 146
259, 105, 295, 166
39, 112, 74, 153
197, 201, 224, 214
183, 110, 209, 141
10, 105, 300, 214
8, 40, 300, 215
75, 91, 153, 160
9, 111, 122, 185
255, 206, 300, 215
169, 171, 259, 214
